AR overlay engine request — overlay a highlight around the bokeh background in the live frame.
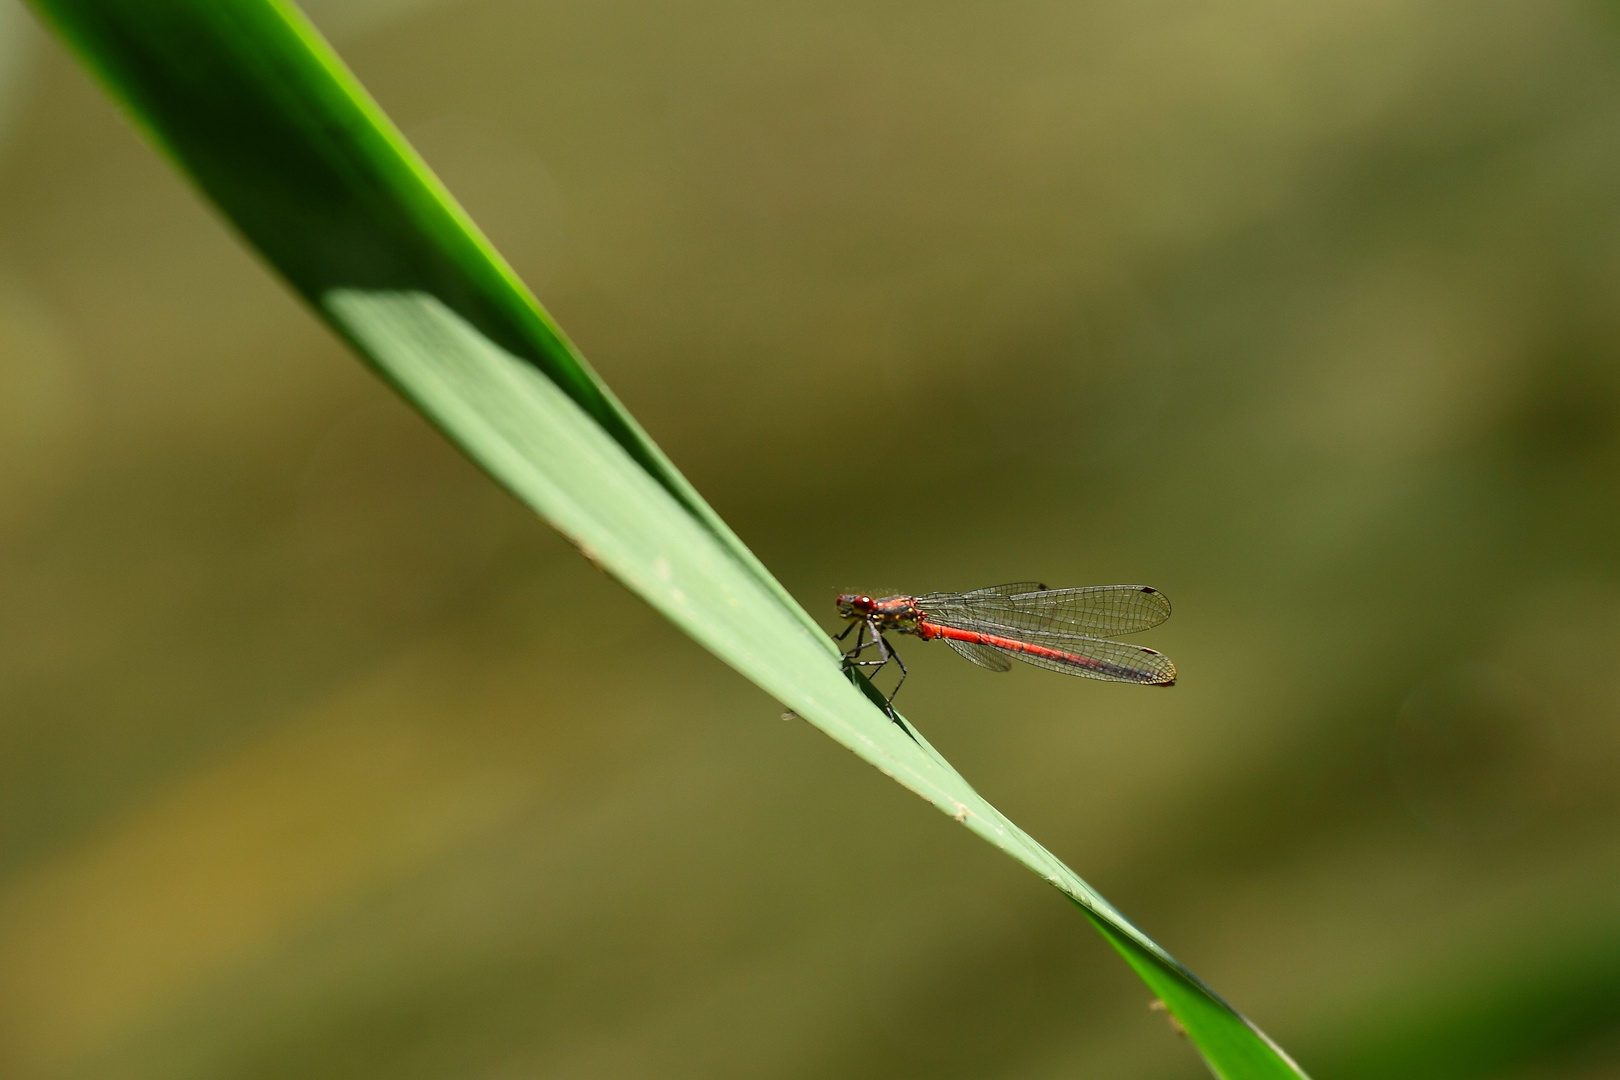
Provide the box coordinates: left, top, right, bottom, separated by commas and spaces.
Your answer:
2, 0, 1620, 1077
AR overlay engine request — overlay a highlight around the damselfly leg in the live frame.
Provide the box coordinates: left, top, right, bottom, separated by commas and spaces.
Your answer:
839, 621, 908, 718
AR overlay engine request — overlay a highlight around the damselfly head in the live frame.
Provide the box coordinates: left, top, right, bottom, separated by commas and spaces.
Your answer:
836, 593, 876, 618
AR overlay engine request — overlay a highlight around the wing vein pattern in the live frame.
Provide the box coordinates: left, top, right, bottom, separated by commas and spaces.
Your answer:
917, 584, 1171, 637
918, 584, 1175, 685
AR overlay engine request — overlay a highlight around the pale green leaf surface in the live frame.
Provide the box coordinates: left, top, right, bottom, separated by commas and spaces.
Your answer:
27, 1, 1309, 1075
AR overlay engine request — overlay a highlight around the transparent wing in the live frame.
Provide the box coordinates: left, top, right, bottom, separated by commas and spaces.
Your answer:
944, 581, 1049, 599
918, 584, 1171, 638
985, 635, 1177, 685
943, 637, 1013, 672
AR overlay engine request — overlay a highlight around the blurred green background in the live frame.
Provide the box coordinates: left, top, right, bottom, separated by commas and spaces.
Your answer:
2, 0, 1620, 1077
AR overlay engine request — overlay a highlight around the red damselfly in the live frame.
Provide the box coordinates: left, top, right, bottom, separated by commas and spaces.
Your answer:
836, 582, 1176, 710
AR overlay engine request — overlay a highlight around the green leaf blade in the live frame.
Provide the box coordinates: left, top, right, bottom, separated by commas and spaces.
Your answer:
25, 2, 1310, 1075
